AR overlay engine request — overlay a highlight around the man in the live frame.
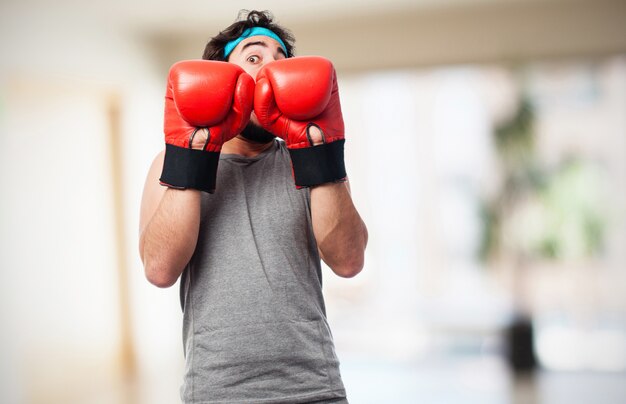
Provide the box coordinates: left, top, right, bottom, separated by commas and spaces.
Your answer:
139, 10, 367, 404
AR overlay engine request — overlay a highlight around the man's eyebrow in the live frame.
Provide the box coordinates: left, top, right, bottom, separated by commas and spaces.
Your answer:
240, 40, 286, 57
240, 41, 268, 52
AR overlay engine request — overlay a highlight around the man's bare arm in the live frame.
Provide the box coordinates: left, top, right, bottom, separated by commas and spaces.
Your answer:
139, 151, 201, 288
310, 180, 368, 278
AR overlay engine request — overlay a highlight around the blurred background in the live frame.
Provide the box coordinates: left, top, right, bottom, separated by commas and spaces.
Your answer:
1, 0, 625, 403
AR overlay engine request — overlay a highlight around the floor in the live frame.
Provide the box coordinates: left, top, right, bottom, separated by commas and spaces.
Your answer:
340, 355, 626, 404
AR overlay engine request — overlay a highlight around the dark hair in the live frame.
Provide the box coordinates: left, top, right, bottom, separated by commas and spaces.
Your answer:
202, 10, 295, 61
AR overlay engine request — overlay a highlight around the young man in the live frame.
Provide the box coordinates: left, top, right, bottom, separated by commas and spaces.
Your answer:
139, 10, 367, 404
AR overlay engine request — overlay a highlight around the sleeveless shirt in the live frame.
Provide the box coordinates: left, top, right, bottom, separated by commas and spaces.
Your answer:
179, 139, 347, 403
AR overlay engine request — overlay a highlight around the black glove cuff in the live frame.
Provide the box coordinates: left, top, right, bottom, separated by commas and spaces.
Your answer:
159, 143, 220, 193
288, 139, 347, 187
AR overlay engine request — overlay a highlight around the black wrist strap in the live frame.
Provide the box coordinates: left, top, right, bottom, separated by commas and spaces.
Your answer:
288, 139, 346, 187
159, 143, 220, 193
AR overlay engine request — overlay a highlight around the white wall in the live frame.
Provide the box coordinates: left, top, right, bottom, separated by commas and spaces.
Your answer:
0, 2, 181, 403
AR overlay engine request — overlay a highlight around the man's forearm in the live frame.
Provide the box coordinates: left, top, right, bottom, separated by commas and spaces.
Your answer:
140, 188, 202, 287
310, 182, 368, 277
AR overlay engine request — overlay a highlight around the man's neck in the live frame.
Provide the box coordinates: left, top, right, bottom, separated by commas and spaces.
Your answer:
221, 135, 275, 157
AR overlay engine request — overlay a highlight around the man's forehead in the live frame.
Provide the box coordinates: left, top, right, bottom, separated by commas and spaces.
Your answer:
236, 36, 284, 54
223, 26, 289, 59
233, 35, 287, 57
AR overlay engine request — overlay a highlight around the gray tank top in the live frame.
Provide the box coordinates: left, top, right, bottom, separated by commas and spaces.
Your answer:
179, 140, 347, 403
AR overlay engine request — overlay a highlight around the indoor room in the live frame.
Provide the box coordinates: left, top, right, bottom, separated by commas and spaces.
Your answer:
1, 1, 625, 403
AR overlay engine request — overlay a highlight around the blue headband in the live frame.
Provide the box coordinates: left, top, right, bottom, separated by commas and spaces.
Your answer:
223, 27, 288, 58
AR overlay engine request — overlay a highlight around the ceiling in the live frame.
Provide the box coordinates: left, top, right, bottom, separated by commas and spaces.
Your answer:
1, 0, 624, 74
3, 0, 533, 35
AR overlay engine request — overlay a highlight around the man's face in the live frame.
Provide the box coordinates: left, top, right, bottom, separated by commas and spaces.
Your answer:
227, 35, 287, 80
227, 35, 287, 142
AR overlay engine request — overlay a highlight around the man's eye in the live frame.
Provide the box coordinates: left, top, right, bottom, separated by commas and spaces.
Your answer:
247, 55, 260, 63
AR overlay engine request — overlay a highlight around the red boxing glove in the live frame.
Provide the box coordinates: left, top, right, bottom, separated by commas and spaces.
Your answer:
254, 56, 346, 187
160, 60, 254, 193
